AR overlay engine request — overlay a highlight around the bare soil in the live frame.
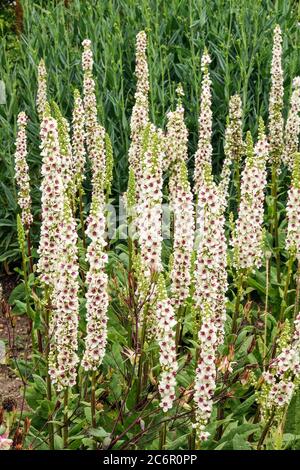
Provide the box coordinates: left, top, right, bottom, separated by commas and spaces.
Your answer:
0, 274, 31, 410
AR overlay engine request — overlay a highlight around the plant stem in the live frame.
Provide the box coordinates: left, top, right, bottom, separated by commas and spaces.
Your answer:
91, 371, 96, 428
234, 159, 241, 208
22, 234, 35, 351
263, 253, 270, 370
159, 421, 167, 450
257, 410, 275, 450
79, 187, 86, 250
232, 270, 243, 334
271, 163, 281, 283
294, 261, 300, 320
188, 429, 196, 450
45, 300, 54, 450
26, 229, 34, 274
136, 310, 148, 403
63, 387, 69, 449
279, 256, 294, 322
175, 305, 185, 353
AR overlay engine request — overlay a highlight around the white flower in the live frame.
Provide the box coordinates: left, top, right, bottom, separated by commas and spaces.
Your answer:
268, 25, 284, 165
194, 50, 213, 192
14, 112, 33, 228
72, 89, 86, 191
128, 31, 150, 198
283, 77, 300, 170
0, 435, 12, 451
37, 108, 65, 287
36, 59, 47, 120
166, 97, 195, 307
156, 276, 178, 412
48, 200, 80, 390
231, 124, 268, 270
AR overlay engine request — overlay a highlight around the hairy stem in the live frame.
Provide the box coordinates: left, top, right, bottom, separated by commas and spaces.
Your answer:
271, 164, 281, 283
232, 270, 243, 334
263, 253, 270, 370
63, 387, 69, 449
279, 256, 294, 322
45, 300, 54, 450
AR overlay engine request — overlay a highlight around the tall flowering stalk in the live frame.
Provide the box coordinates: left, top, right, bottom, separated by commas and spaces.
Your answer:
269, 24, 284, 283
81, 123, 109, 430
286, 152, 300, 259
138, 124, 164, 280
166, 89, 195, 307
194, 50, 212, 192
14, 112, 33, 229
72, 89, 87, 247
72, 89, 86, 192
156, 275, 178, 412
48, 198, 80, 391
231, 127, 268, 333
193, 165, 228, 442
134, 125, 164, 403
81, 193, 109, 372
36, 59, 47, 120
283, 77, 300, 171
52, 102, 74, 193
37, 105, 64, 287
256, 152, 300, 447
128, 31, 149, 195
82, 39, 101, 166
165, 84, 188, 169
169, 163, 194, 307
232, 123, 268, 271
220, 94, 244, 208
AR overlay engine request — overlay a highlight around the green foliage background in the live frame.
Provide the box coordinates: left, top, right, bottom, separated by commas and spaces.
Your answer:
0, 0, 300, 262
0, 0, 299, 264
1, 1, 300, 450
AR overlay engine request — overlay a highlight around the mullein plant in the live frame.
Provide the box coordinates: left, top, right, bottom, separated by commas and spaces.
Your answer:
37, 105, 65, 288
220, 94, 244, 208
80, 71, 111, 430
166, 86, 195, 308
14, 112, 33, 230
268, 24, 284, 283
231, 124, 268, 333
82, 39, 102, 166
81, 125, 109, 374
36, 59, 47, 121
194, 50, 212, 193
156, 274, 178, 413
133, 125, 178, 414
256, 155, 300, 448
231, 126, 268, 271
14, 112, 35, 349
193, 163, 228, 443
72, 89, 87, 246
48, 195, 80, 449
48, 197, 80, 392
37, 104, 80, 392
51, 102, 74, 192
134, 124, 164, 339
72, 89, 86, 193
128, 31, 150, 199
137, 125, 164, 283
192, 50, 228, 443
283, 77, 300, 171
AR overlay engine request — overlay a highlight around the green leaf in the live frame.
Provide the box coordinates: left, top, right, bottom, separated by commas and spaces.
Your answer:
232, 434, 252, 450
89, 428, 110, 439
285, 388, 300, 435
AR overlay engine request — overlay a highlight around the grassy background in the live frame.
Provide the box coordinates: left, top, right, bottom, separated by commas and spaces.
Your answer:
0, 0, 300, 268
